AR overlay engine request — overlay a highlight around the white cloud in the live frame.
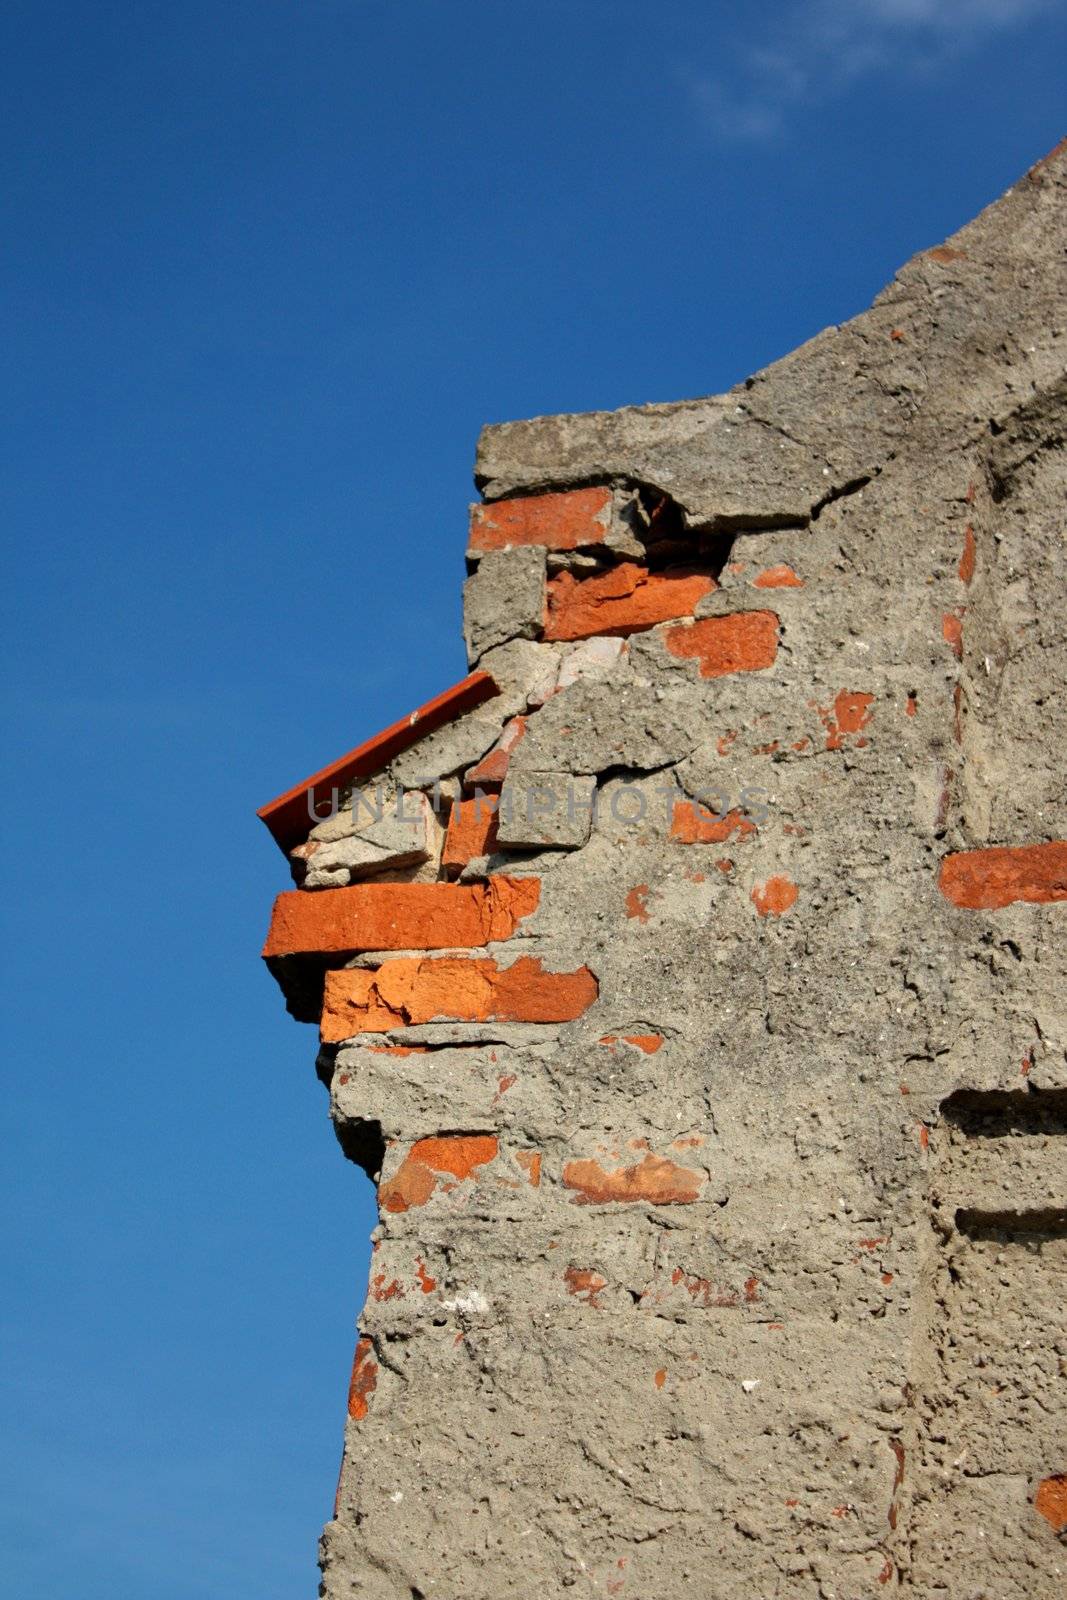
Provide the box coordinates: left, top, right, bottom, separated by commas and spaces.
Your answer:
688, 0, 1053, 142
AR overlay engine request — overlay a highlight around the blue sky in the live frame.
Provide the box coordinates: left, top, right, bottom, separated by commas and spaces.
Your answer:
1, 2, 1063, 1594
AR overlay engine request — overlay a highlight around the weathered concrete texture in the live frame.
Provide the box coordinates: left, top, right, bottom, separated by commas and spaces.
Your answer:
474, 148, 1066, 537
258, 146, 1067, 1600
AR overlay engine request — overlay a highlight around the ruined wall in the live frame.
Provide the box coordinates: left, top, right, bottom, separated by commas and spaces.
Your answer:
260, 145, 1067, 1599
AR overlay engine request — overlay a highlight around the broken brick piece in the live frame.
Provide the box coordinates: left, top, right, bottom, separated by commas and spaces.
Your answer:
544, 563, 715, 641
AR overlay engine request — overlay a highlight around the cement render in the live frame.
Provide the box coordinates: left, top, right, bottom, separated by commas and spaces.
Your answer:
265, 146, 1067, 1598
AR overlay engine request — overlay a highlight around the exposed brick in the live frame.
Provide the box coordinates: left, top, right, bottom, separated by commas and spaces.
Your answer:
928, 244, 967, 264
380, 1135, 500, 1214
544, 563, 715, 642
257, 670, 499, 854
599, 1034, 664, 1055
959, 524, 976, 585
751, 875, 799, 917
938, 841, 1067, 910
469, 487, 611, 552
670, 801, 758, 845
263, 875, 539, 959
441, 794, 499, 875
812, 690, 874, 751
321, 955, 598, 1041
563, 1152, 704, 1206
515, 1149, 542, 1187
664, 612, 779, 678
942, 609, 964, 660
347, 1336, 378, 1420
466, 716, 526, 786
752, 563, 804, 589
1035, 1474, 1067, 1533
564, 1265, 608, 1306
624, 884, 650, 922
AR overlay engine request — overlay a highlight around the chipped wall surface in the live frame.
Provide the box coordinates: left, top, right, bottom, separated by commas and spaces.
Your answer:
258, 146, 1067, 1599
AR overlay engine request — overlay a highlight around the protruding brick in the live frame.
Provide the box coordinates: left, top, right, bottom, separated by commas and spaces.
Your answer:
544, 563, 715, 641
938, 841, 1067, 910
262, 876, 539, 959
321, 955, 598, 1041
664, 612, 779, 678
470, 487, 612, 552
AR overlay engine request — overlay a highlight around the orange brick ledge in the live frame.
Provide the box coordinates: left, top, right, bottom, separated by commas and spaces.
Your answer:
321, 954, 597, 1041
263, 876, 540, 961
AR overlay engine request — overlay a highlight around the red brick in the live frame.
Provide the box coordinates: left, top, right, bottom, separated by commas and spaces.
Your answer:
624, 884, 650, 922
664, 612, 779, 678
380, 1135, 499, 1214
441, 794, 499, 875
347, 1336, 378, 1420
563, 1265, 608, 1306
257, 670, 499, 854
262, 876, 539, 959
470, 487, 611, 552
812, 690, 874, 751
670, 801, 757, 845
752, 564, 804, 589
563, 1152, 704, 1206
751, 875, 799, 917
598, 1034, 664, 1055
465, 716, 526, 786
959, 525, 976, 585
544, 562, 715, 642
942, 609, 964, 660
938, 841, 1067, 910
321, 954, 598, 1041
1035, 1474, 1067, 1533
515, 1149, 541, 1187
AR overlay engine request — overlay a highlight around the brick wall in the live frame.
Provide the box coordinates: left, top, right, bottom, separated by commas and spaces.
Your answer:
261, 145, 1067, 1600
